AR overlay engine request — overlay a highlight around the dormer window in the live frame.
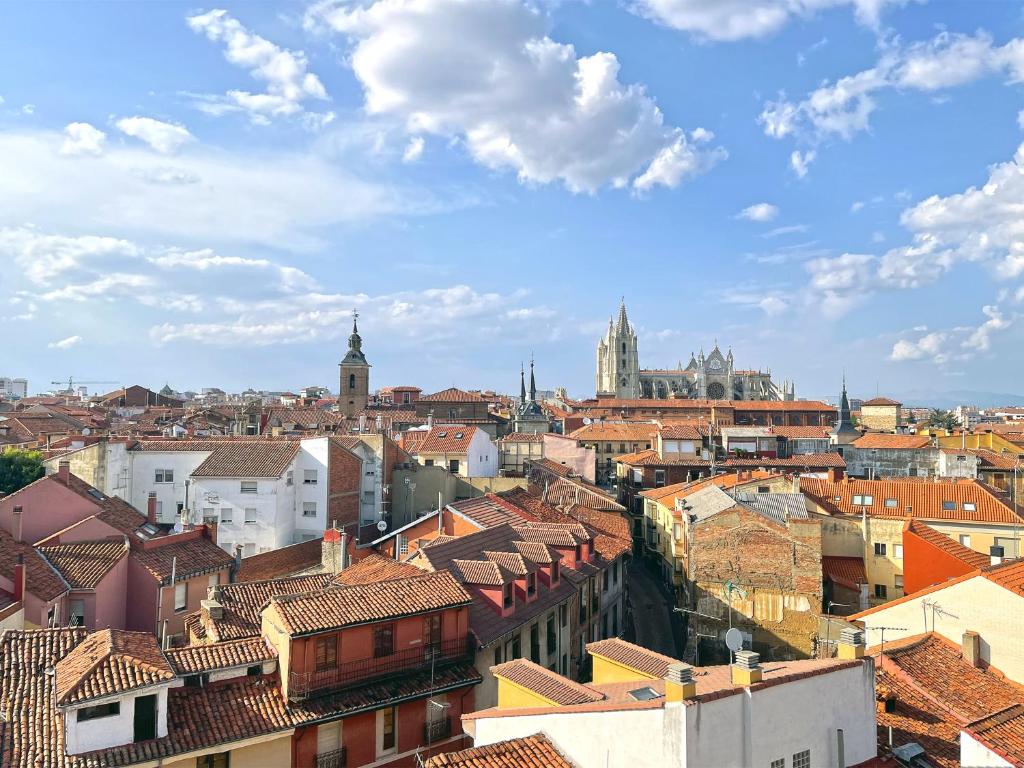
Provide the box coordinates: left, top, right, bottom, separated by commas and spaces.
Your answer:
527, 573, 537, 598
575, 544, 582, 562
503, 583, 514, 609
77, 702, 120, 721
551, 560, 560, 583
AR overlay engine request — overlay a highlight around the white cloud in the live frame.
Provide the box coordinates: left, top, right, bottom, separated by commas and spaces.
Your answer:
116, 116, 194, 154
762, 224, 808, 238
850, 200, 865, 213
629, 0, 902, 41
790, 149, 815, 178
47, 335, 82, 350
737, 202, 779, 222
891, 305, 1013, 363
805, 252, 875, 317
310, 0, 724, 193
402, 136, 424, 163
60, 122, 106, 156
186, 9, 331, 125
761, 31, 1024, 144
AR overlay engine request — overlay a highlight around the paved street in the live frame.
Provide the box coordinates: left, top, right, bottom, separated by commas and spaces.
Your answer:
625, 559, 679, 658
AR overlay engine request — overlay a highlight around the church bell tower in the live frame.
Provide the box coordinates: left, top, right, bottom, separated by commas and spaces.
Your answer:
338, 310, 370, 417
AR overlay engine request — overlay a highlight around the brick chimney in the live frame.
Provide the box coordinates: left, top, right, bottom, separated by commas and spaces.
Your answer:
322, 525, 347, 574
12, 553, 25, 603
731, 650, 763, 685
838, 627, 866, 660
665, 662, 696, 702
147, 492, 158, 525
57, 460, 70, 485
962, 630, 982, 668
12, 506, 22, 543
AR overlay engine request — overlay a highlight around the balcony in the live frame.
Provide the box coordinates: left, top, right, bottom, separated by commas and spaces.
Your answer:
316, 747, 347, 768
423, 716, 452, 744
288, 635, 472, 699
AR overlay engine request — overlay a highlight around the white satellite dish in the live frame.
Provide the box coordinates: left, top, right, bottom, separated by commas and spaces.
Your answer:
582, 417, 592, 425
725, 627, 744, 652
376, 520, 388, 532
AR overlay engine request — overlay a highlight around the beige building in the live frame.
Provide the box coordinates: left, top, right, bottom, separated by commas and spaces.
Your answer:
569, 421, 658, 485
858, 397, 902, 432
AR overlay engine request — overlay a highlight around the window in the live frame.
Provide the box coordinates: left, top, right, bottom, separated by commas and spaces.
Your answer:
758, 486, 770, 493
373, 624, 394, 658
959, 534, 972, 548
77, 702, 120, 721
379, 706, 397, 754
873, 542, 886, 557
202, 507, 216, 523
894, 574, 904, 592
220, 507, 232, 524
286, 471, 293, 486
315, 636, 337, 670
240, 481, 257, 494
552, 560, 560, 583
494, 645, 504, 664
155, 469, 174, 483
174, 582, 187, 611
530, 623, 540, 663
503, 583, 514, 610
69, 599, 85, 627
302, 502, 317, 518
893, 544, 904, 559
964, 502, 977, 512
547, 613, 557, 655
884, 498, 898, 508
424, 459, 434, 467
303, 469, 318, 485
942, 500, 956, 511
198, 753, 229, 768
560, 603, 568, 628
654, 469, 666, 487
448, 459, 460, 474
613, 560, 620, 584
853, 495, 873, 505
348, 373, 356, 391
424, 614, 442, 651
244, 508, 257, 524
527, 573, 537, 598
874, 584, 887, 599
603, 569, 610, 592
511, 635, 521, 659
793, 750, 810, 768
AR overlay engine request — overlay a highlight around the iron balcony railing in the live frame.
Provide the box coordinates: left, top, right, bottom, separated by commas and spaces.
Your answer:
289, 635, 472, 699
423, 716, 452, 744
315, 747, 347, 768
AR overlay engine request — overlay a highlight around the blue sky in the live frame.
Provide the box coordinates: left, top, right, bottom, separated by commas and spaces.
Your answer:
3, 0, 1024, 403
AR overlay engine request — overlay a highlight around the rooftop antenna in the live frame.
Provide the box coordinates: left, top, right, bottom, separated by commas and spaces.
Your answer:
866, 625, 907, 661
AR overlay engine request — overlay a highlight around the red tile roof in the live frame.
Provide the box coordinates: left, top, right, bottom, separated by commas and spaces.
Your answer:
235, 537, 323, 582
39, 537, 129, 589
821, 556, 867, 590
801, 476, 1024, 523
497, 432, 544, 443
417, 426, 482, 455
132, 535, 234, 584
163, 637, 277, 675
54, 629, 174, 705
448, 495, 528, 529
335, 552, 424, 585
425, 734, 574, 768
614, 448, 710, 467
965, 704, 1024, 767
419, 388, 486, 403
0, 527, 69, 602
724, 452, 845, 468
904, 518, 991, 569
3, 473, 149, 537
853, 434, 931, 449
491, 658, 604, 705
448, 559, 514, 586
568, 422, 659, 441
191, 441, 299, 478
770, 426, 832, 439
659, 423, 704, 439
863, 397, 902, 406
586, 638, 677, 678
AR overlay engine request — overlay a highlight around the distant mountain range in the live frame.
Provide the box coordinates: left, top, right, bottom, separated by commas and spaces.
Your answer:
880, 389, 1024, 409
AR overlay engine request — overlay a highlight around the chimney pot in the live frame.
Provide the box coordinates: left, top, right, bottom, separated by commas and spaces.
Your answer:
57, 460, 70, 485
838, 628, 866, 660
731, 650, 763, 685
990, 545, 1005, 566
147, 492, 158, 525
962, 630, 982, 668
665, 661, 696, 702
12, 506, 23, 543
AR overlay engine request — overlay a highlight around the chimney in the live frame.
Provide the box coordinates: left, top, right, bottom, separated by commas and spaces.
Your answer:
731, 650, 763, 685
147, 492, 158, 525
791, 474, 800, 493
962, 630, 982, 668
13, 553, 25, 603
57, 460, 70, 485
234, 544, 243, 574
990, 545, 1005, 566
322, 525, 346, 574
427, 411, 434, 429
200, 595, 224, 622
12, 506, 23, 543
838, 627, 866, 660
664, 662, 696, 702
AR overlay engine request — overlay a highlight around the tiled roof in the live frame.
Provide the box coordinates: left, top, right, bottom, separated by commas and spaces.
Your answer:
529, 464, 624, 512
613, 449, 710, 467
3, 473, 150, 536
568, 422, 658, 441
874, 667, 961, 768
419, 387, 486, 403
54, 629, 174, 706
800, 476, 1023, 523
586, 638, 678, 678
39, 538, 129, 589
236, 537, 323, 582
820, 556, 867, 589
724, 452, 845, 469
448, 496, 527, 529
335, 552, 423, 585
659, 423, 704, 439
853, 434, 932, 449
484, 551, 539, 576
130, 439, 236, 452
425, 734, 574, 768
965, 704, 1024, 767
132, 535, 234, 585
863, 397, 902, 406
528, 458, 574, 477
904, 518, 991, 569
509, 540, 561, 564
971, 448, 1021, 470
0, 527, 69, 602
770, 426, 832, 439
500, 487, 630, 561
448, 559, 514, 586
515, 523, 588, 548
491, 658, 604, 705
267, 571, 472, 636
190, 573, 334, 641
163, 638, 277, 675
417, 426, 481, 455
191, 441, 299, 477
638, 470, 783, 505
497, 432, 544, 443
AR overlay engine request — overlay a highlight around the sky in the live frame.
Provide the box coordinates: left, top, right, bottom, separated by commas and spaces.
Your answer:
3, 0, 1024, 404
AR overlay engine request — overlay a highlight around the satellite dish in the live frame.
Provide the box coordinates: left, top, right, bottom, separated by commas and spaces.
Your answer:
376, 520, 388, 532
725, 627, 744, 653
582, 417, 592, 425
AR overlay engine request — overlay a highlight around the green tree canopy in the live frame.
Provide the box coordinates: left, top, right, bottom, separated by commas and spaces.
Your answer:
925, 409, 959, 432
0, 448, 44, 495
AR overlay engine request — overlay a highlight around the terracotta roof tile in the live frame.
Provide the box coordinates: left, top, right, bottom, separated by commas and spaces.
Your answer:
769, 426, 832, 439
614, 449, 710, 467
484, 550, 539, 576
821, 556, 867, 590
417, 426, 482, 455
853, 434, 931, 449
0, 527, 68, 602
904, 518, 991, 569
863, 397, 902, 406
131, 535, 234, 585
448, 559, 514, 586
236, 537, 324, 582
497, 432, 545, 443
425, 734, 574, 768
267, 571, 472, 635
491, 658, 604, 705
586, 638, 678, 678
163, 637, 277, 675
419, 388, 486, 403
334, 553, 423, 585
724, 452, 845, 469
658, 423, 704, 439
528, 458, 574, 477
191, 441, 299, 477
54, 629, 174, 705
965, 704, 1024, 766
39, 538, 129, 589
448, 496, 526, 529
568, 422, 659, 441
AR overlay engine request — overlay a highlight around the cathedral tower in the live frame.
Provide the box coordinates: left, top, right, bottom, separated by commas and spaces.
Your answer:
338, 310, 370, 417
596, 299, 640, 398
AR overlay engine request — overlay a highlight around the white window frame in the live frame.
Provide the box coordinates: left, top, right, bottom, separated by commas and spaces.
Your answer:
302, 502, 317, 518
174, 582, 187, 612
220, 507, 233, 524
244, 508, 257, 524
155, 469, 174, 484
240, 480, 257, 494
304, 469, 318, 485
376, 706, 398, 757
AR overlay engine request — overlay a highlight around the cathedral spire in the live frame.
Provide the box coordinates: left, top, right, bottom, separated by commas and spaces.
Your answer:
520, 363, 527, 402
616, 298, 630, 333
529, 356, 537, 403
830, 372, 858, 443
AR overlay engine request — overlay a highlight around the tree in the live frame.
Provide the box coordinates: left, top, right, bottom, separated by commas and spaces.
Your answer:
926, 409, 958, 432
0, 448, 44, 495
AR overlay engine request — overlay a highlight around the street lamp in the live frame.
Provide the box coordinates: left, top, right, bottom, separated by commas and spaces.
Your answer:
823, 601, 851, 658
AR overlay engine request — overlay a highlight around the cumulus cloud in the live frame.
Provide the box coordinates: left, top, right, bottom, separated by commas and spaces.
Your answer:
760, 31, 1024, 145
402, 136, 424, 163
629, 0, 903, 41
47, 335, 82, 350
186, 9, 332, 126
790, 149, 815, 178
737, 202, 779, 222
891, 305, 1013, 363
805, 252, 875, 317
308, 0, 724, 193
60, 122, 106, 156
116, 116, 194, 154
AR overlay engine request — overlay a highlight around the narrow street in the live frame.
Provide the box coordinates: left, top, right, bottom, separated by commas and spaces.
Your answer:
624, 559, 680, 658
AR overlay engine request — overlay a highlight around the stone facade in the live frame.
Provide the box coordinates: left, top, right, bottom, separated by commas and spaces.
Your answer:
859, 398, 902, 432
338, 313, 370, 417
595, 300, 794, 401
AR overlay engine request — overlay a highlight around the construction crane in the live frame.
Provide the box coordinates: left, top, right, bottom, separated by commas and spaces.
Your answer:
50, 377, 119, 395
